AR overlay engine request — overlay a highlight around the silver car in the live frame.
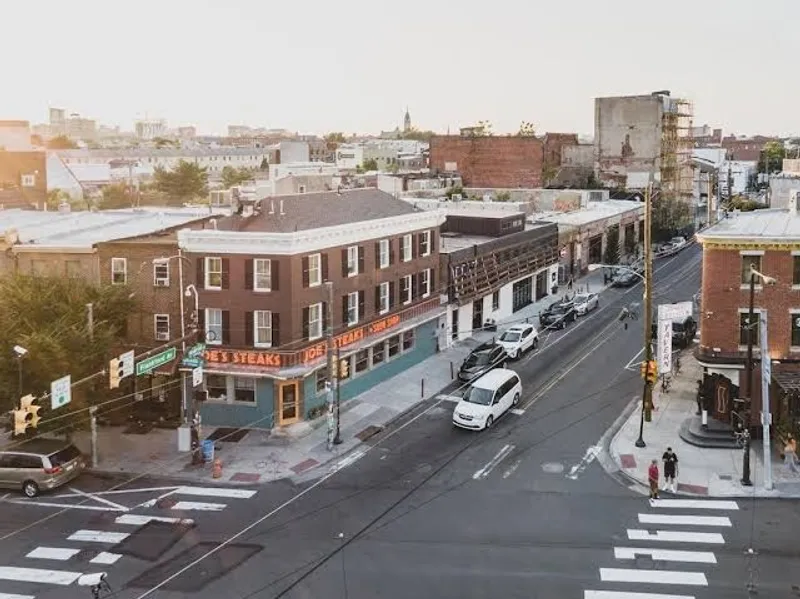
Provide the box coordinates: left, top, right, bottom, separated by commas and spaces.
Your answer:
573, 292, 599, 315
0, 439, 85, 497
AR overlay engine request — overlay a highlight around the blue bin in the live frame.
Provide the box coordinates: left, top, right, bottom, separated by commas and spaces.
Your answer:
201, 440, 215, 463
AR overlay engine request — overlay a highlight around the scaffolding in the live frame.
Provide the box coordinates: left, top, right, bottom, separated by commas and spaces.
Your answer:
659, 97, 695, 203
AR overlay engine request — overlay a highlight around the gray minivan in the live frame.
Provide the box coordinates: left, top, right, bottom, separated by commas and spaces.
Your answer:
0, 439, 85, 497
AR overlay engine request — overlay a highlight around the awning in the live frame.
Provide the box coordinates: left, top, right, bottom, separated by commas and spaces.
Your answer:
773, 363, 800, 395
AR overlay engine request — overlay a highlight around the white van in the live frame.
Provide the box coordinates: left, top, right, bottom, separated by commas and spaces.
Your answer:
452, 368, 522, 431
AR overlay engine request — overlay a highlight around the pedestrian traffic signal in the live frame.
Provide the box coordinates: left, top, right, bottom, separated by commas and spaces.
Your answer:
20, 394, 40, 429
338, 359, 349, 379
109, 357, 123, 389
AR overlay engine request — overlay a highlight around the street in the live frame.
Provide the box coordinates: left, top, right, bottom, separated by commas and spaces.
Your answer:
1, 244, 799, 598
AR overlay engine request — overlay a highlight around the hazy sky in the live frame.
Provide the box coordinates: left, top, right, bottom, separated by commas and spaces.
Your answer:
3, 0, 797, 137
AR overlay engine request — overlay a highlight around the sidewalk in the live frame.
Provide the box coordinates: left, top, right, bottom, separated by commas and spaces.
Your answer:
609, 349, 800, 498
74, 267, 611, 485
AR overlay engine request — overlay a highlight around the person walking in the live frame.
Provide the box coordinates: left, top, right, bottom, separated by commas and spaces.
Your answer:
648, 459, 660, 499
662, 447, 679, 492
784, 436, 800, 474
567, 276, 573, 291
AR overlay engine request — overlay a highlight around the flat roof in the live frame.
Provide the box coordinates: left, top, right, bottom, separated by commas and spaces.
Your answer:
697, 208, 800, 241
440, 222, 551, 253
537, 200, 643, 227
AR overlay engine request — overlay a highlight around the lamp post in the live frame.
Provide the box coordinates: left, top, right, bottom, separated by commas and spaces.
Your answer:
12, 345, 27, 398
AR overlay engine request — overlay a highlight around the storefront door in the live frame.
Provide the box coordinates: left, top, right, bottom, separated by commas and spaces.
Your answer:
278, 381, 300, 425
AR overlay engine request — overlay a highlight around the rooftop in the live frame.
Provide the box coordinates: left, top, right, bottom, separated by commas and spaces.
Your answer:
52, 147, 273, 158
440, 222, 552, 253
537, 200, 644, 227
696, 208, 800, 241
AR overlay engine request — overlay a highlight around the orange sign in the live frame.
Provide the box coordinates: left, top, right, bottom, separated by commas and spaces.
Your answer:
204, 350, 283, 368
300, 314, 402, 364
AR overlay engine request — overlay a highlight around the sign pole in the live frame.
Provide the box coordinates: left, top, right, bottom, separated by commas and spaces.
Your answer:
760, 312, 773, 491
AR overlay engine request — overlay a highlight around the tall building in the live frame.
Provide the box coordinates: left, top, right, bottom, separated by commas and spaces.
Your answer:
135, 120, 167, 140
404, 108, 411, 133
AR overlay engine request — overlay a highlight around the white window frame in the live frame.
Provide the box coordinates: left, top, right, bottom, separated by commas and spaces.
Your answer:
379, 239, 390, 269
254, 309, 272, 348
421, 230, 431, 257
347, 291, 359, 325
111, 258, 127, 285
737, 307, 763, 351
205, 257, 223, 290
206, 308, 223, 346
402, 274, 412, 305
308, 253, 321, 287
308, 302, 323, 340
233, 377, 256, 403
379, 282, 390, 315
153, 260, 170, 286
254, 258, 271, 291
347, 246, 359, 277
21, 174, 35, 187
402, 234, 412, 262
154, 314, 170, 341
421, 268, 431, 298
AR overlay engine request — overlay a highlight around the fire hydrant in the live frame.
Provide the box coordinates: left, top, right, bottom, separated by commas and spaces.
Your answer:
212, 458, 222, 479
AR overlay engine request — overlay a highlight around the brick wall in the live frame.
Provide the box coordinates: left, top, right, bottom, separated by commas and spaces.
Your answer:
0, 151, 47, 208
429, 136, 543, 188
543, 133, 579, 172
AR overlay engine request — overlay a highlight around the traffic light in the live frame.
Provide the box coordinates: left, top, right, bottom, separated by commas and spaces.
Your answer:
12, 408, 28, 436
20, 395, 40, 429
640, 361, 647, 379
109, 357, 122, 389
338, 359, 349, 379
646, 361, 658, 385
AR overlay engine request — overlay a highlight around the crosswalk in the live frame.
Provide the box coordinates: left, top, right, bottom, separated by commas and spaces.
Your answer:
0, 485, 257, 597
584, 498, 740, 598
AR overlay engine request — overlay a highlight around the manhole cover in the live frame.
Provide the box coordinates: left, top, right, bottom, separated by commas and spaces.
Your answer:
542, 462, 564, 474
113, 520, 194, 562
718, 474, 733, 481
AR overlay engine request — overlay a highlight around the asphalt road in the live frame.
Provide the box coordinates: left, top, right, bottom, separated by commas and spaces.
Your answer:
2, 244, 799, 599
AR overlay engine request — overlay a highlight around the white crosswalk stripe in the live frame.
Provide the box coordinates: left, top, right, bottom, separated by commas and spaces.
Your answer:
626, 529, 725, 544
613, 547, 717, 564
585, 592, 696, 599
0, 566, 82, 585
0, 593, 37, 599
600, 568, 708, 586
638, 513, 732, 527
649, 499, 738, 510
171, 501, 226, 511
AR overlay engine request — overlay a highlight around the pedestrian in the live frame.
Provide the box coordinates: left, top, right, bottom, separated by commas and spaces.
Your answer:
662, 447, 679, 492
648, 459, 659, 499
784, 436, 800, 474
567, 276, 573, 291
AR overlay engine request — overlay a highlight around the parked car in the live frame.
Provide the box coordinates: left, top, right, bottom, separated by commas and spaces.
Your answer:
573, 292, 599, 316
0, 439, 85, 497
539, 300, 577, 330
651, 315, 698, 349
452, 368, 522, 431
497, 324, 539, 359
457, 343, 508, 382
611, 271, 639, 287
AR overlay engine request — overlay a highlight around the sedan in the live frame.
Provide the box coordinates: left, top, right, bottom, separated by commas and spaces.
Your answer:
496, 324, 539, 359
573, 292, 599, 316
457, 343, 508, 382
612, 272, 639, 287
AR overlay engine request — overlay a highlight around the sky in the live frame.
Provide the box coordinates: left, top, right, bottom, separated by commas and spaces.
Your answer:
3, 0, 798, 138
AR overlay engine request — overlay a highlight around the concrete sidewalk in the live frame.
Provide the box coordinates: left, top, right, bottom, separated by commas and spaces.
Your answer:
75, 267, 611, 485
609, 349, 800, 498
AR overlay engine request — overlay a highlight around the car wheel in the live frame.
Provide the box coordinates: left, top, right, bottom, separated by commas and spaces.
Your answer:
512, 393, 520, 406
22, 480, 39, 498
485, 415, 494, 429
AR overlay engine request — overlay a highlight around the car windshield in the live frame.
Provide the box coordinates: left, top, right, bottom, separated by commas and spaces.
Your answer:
465, 352, 491, 367
574, 294, 589, 303
464, 387, 493, 406
499, 331, 521, 342
48, 445, 81, 467
550, 306, 565, 314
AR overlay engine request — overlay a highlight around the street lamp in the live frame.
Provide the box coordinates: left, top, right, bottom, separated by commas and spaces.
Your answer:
13, 345, 27, 398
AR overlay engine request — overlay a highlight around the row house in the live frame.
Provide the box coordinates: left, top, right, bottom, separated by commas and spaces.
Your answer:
178, 189, 445, 429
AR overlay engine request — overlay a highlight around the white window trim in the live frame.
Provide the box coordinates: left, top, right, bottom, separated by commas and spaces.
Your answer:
379, 239, 390, 269
205, 257, 223, 290
347, 246, 359, 277
739, 250, 765, 256
233, 377, 256, 403
254, 258, 271, 292
379, 282, 390, 315
154, 314, 170, 340
254, 309, 272, 348
739, 254, 763, 290
737, 307, 764, 352
308, 253, 322, 287
422, 268, 431, 298
421, 230, 431, 257
111, 258, 127, 285
308, 302, 323, 340
790, 309, 800, 351
402, 275, 412, 305
205, 308, 223, 346
347, 291, 359, 325
402, 234, 412, 262
153, 260, 170, 286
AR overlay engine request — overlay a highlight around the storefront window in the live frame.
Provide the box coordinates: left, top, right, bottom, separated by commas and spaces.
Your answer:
402, 330, 414, 351
388, 335, 400, 358
234, 378, 256, 403
355, 349, 369, 374
316, 368, 328, 394
206, 375, 227, 401
372, 342, 385, 366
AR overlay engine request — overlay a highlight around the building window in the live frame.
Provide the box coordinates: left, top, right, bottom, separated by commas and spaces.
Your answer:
740, 255, 761, 285
355, 349, 369, 374
65, 260, 82, 278
31, 260, 48, 275
206, 374, 227, 401
793, 256, 800, 286
388, 335, 400, 358
492, 291, 500, 311
402, 275, 412, 305
738, 311, 761, 346
205, 257, 223, 289
111, 258, 127, 285
154, 314, 170, 341
153, 260, 169, 286
421, 268, 431, 298
308, 302, 323, 340
421, 230, 431, 257
21, 174, 35, 187
234, 377, 256, 403
402, 330, 414, 351
347, 246, 358, 277
792, 312, 800, 347
347, 292, 359, 325
308, 253, 321, 287
372, 341, 385, 366
402, 234, 412, 262
379, 282, 390, 314
206, 308, 223, 345
379, 239, 390, 269
254, 259, 271, 291
316, 368, 328, 393
254, 310, 272, 347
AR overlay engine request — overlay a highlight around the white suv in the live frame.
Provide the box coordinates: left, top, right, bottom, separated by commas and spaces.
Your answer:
496, 324, 538, 359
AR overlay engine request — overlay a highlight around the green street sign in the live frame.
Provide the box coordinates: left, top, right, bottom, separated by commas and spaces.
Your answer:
136, 347, 177, 376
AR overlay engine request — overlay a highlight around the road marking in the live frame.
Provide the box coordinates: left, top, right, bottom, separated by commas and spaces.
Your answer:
26, 547, 81, 561
566, 445, 601, 480
649, 499, 739, 511
624, 348, 645, 371
91, 552, 122, 565
473, 444, 515, 480
0, 566, 83, 585
171, 501, 226, 512
502, 459, 521, 479
329, 449, 367, 474
614, 547, 717, 564
436, 394, 462, 403
509, 408, 525, 415
585, 591, 695, 599
638, 514, 732, 527
4, 499, 122, 512
54, 486, 180, 498
175, 486, 257, 499
68, 487, 130, 511
600, 568, 707, 586
0, 593, 36, 599
68, 530, 129, 544
115, 514, 195, 526
627, 529, 725, 544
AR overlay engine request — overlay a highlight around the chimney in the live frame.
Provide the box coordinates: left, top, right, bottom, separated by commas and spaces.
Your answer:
279, 199, 285, 215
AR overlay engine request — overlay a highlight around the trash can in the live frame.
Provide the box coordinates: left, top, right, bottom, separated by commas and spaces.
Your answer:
201, 440, 215, 463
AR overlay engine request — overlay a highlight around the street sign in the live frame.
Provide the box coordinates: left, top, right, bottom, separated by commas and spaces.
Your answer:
182, 343, 206, 368
120, 350, 135, 378
136, 347, 177, 376
192, 366, 203, 388
658, 301, 693, 322
657, 319, 673, 374
51, 375, 72, 410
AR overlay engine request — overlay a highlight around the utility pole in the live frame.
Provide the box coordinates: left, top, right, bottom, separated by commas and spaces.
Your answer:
325, 282, 337, 451
86, 303, 94, 340
636, 183, 655, 448
741, 270, 756, 487
89, 405, 98, 467
760, 312, 773, 491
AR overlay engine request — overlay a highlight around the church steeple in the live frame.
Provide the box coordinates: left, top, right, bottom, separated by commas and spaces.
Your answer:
403, 107, 411, 132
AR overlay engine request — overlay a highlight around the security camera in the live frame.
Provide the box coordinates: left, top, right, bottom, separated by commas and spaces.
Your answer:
77, 572, 107, 586
185, 288, 193, 297
13, 345, 27, 357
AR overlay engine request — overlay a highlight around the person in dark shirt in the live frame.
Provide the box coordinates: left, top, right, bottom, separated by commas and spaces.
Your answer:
662, 447, 678, 492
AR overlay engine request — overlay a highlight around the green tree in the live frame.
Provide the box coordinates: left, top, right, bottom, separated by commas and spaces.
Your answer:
100, 183, 132, 209
324, 132, 346, 143
541, 165, 559, 187
475, 121, 493, 136
221, 166, 254, 189
603, 226, 620, 265
361, 158, 378, 172
259, 157, 269, 170
495, 190, 511, 202
153, 160, 208, 203
0, 274, 137, 433
153, 137, 177, 149
651, 194, 692, 242
758, 140, 785, 174
46, 189, 72, 210
517, 121, 536, 137
47, 135, 77, 150
445, 185, 464, 200
400, 128, 435, 142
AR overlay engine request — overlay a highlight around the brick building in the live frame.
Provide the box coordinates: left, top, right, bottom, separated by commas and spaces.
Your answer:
177, 189, 445, 429
0, 150, 47, 209
542, 133, 579, 175
697, 202, 800, 439
429, 135, 544, 188
720, 135, 778, 162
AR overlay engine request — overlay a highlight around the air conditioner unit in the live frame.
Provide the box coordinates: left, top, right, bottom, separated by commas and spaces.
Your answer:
156, 332, 169, 341
154, 277, 169, 287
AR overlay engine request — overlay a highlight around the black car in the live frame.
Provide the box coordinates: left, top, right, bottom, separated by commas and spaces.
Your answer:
539, 300, 577, 330
612, 271, 639, 287
651, 315, 697, 349
458, 343, 508, 382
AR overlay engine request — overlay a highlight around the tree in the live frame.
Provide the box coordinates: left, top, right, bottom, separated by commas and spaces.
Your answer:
46, 189, 72, 210
445, 185, 465, 200
153, 160, 208, 203
758, 141, 785, 175
727, 195, 767, 212
517, 121, 536, 137
324, 132, 346, 143
400, 128, 435, 142
586, 172, 603, 189
475, 121, 493, 136
0, 274, 137, 433
651, 194, 692, 242
47, 135, 77, 150
100, 183, 132, 209
221, 166, 254, 189
360, 158, 378, 172
603, 226, 620, 265
495, 191, 511, 202
153, 137, 177, 149
541, 165, 559, 187
259, 157, 269, 170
